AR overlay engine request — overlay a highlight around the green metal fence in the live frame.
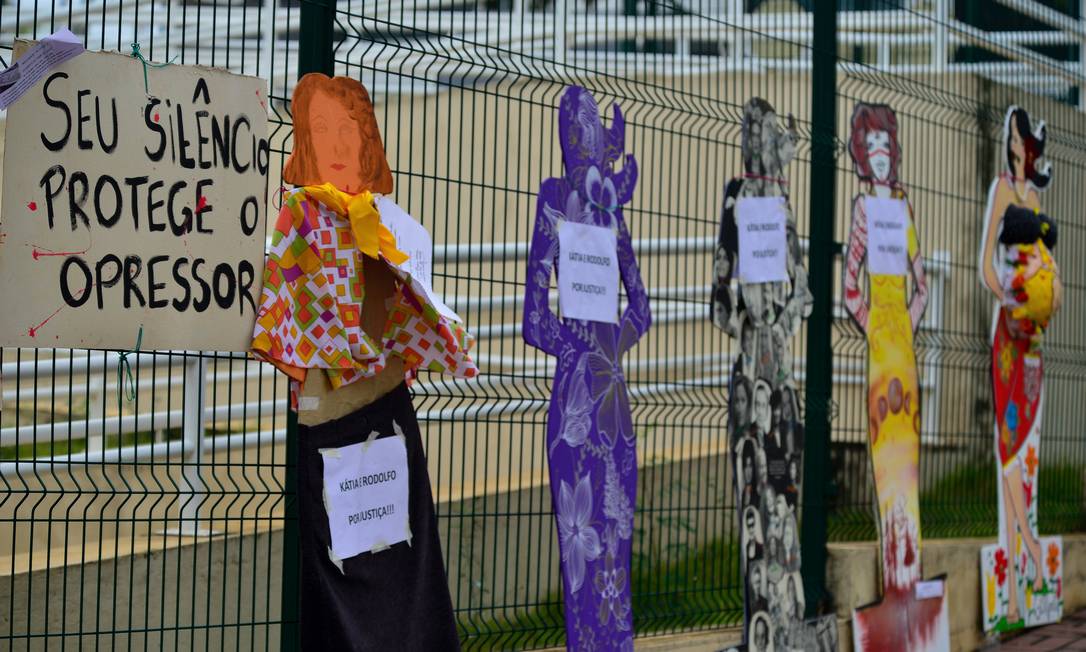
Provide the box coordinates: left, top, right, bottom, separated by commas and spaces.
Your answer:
2, 0, 1085, 650
823, 1, 1086, 544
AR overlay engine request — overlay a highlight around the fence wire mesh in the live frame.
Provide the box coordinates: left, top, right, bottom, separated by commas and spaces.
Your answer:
823, 1, 1086, 544
0, 0, 1083, 650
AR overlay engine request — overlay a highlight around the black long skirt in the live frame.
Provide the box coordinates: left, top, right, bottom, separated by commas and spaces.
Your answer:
297, 382, 460, 651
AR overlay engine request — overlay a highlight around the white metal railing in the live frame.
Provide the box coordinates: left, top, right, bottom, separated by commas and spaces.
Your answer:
2, 234, 951, 474
1, 1, 1082, 104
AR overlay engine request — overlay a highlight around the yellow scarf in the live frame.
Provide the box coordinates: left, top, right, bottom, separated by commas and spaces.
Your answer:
302, 183, 408, 265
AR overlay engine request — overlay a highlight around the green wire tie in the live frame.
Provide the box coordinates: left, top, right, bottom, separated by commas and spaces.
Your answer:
130, 42, 177, 94
117, 324, 144, 409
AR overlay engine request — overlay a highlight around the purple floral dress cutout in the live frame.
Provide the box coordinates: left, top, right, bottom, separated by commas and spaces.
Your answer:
523, 86, 650, 651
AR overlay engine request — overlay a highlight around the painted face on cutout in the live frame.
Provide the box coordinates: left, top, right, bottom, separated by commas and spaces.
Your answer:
714, 245, 730, 279
310, 91, 364, 192
733, 383, 750, 425
754, 619, 768, 650
754, 384, 771, 434
776, 494, 789, 520
759, 112, 779, 174
748, 118, 763, 166
743, 452, 754, 486
866, 130, 892, 182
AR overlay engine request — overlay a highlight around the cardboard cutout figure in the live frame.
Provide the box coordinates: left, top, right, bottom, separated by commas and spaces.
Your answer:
523, 86, 649, 651
251, 73, 476, 650
978, 106, 1064, 633
712, 98, 837, 652
844, 103, 950, 652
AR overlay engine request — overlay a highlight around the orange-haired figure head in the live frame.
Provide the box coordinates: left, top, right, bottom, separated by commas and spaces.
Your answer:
283, 73, 394, 194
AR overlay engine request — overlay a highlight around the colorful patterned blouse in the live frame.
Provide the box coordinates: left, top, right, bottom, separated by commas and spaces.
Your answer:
251, 186, 477, 390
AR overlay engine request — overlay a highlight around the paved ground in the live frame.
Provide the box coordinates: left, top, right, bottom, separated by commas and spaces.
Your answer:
985, 609, 1086, 650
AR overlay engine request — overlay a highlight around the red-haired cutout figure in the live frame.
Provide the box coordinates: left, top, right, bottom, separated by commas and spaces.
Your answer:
844, 103, 949, 652
251, 73, 474, 650
283, 74, 393, 194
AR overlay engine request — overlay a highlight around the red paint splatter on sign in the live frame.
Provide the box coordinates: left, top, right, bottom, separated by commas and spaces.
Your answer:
196, 196, 208, 212
27, 201, 37, 211
32, 246, 88, 260
28, 305, 65, 337
27, 279, 98, 337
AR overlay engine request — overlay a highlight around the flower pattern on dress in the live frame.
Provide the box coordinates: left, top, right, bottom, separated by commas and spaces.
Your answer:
585, 166, 618, 214
594, 549, 630, 629
603, 451, 634, 540
1047, 542, 1060, 577
523, 86, 647, 651
1025, 445, 1039, 478
999, 340, 1015, 384
585, 315, 641, 442
557, 474, 602, 594
995, 548, 1008, 585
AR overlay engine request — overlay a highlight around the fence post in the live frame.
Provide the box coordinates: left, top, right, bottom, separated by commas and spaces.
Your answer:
177, 354, 210, 535
281, 2, 335, 650
801, 0, 837, 619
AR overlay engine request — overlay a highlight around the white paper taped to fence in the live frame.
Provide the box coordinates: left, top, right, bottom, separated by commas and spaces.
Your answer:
321, 434, 410, 559
557, 220, 620, 324
0, 29, 84, 109
736, 196, 788, 284
375, 196, 460, 322
865, 197, 909, 276
915, 579, 945, 600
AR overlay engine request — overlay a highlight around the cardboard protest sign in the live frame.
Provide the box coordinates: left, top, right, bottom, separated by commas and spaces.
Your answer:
0, 44, 269, 351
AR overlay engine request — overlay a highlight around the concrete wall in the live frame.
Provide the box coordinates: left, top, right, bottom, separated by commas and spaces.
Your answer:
827, 534, 1086, 651
8, 527, 1082, 650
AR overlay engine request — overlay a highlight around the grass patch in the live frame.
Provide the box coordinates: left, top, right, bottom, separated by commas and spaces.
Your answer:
828, 460, 1085, 541
457, 537, 743, 650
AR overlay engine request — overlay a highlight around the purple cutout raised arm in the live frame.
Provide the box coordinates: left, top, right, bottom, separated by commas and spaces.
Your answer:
523, 86, 649, 651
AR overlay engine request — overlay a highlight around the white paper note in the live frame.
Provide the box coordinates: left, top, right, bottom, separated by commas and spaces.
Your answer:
0, 30, 85, 110
376, 197, 461, 322
915, 579, 944, 600
558, 220, 620, 324
736, 197, 789, 284
321, 434, 410, 560
866, 197, 909, 276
